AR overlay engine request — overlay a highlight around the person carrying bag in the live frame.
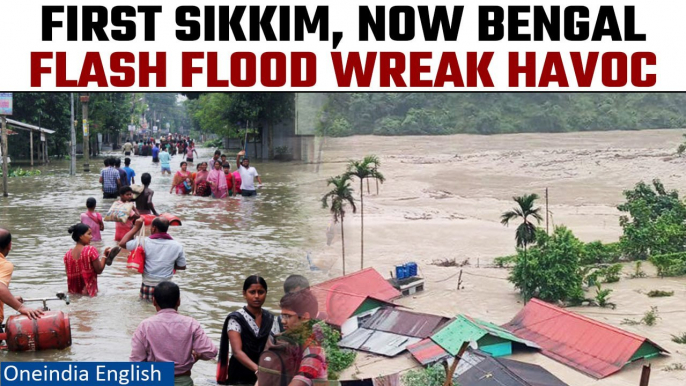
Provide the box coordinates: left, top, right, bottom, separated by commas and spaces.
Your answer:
126, 227, 146, 274
105, 200, 135, 223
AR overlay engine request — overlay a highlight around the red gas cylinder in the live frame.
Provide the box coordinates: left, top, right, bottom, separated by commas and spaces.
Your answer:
141, 214, 155, 226
141, 213, 181, 226
161, 213, 182, 226
0, 311, 71, 351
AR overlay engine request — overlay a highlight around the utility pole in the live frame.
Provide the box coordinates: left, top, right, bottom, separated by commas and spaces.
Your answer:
1, 116, 8, 197
70, 93, 76, 176
545, 187, 549, 235
639, 364, 651, 386
80, 93, 90, 172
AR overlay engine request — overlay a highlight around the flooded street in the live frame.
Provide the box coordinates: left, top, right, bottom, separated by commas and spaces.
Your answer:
0, 148, 316, 378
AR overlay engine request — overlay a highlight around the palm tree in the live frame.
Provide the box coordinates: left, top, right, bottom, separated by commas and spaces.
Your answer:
345, 155, 385, 270
501, 194, 543, 302
322, 174, 357, 275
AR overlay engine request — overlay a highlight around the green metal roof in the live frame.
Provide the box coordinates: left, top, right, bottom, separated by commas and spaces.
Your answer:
431, 315, 539, 356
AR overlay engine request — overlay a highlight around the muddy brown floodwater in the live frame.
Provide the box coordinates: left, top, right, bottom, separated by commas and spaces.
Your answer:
0, 148, 319, 379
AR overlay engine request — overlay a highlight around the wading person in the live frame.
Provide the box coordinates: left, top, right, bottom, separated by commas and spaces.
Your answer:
123, 157, 136, 185
223, 163, 236, 196
114, 158, 129, 188
135, 173, 159, 216
207, 160, 228, 199
100, 158, 121, 199
208, 150, 221, 170
64, 223, 118, 297
80, 197, 104, 242
119, 217, 186, 302
159, 146, 172, 175
114, 186, 140, 242
193, 162, 210, 197
130, 282, 217, 386
0, 229, 45, 327
122, 140, 134, 156
236, 152, 262, 197
152, 143, 160, 163
232, 167, 242, 196
217, 276, 279, 385
186, 142, 198, 163
171, 161, 194, 195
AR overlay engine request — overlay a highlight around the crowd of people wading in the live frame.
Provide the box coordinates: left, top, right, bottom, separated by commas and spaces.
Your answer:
1, 134, 326, 386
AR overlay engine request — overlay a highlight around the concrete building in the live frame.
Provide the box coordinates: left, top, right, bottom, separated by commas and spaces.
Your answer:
222, 94, 324, 162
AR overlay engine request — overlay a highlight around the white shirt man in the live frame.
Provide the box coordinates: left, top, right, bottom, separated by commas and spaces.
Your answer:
238, 157, 262, 197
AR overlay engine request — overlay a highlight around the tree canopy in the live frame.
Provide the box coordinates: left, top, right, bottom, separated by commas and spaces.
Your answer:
316, 93, 686, 136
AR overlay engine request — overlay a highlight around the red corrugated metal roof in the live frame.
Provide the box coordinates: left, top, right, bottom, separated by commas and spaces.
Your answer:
502, 298, 667, 379
312, 268, 401, 301
407, 338, 450, 366
310, 268, 400, 327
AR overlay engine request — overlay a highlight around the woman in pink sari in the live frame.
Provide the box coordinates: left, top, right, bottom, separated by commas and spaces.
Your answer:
194, 162, 211, 197
207, 161, 228, 199
170, 161, 194, 195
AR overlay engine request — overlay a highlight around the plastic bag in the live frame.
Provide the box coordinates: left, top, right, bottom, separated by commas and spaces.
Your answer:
104, 201, 134, 223
125, 227, 146, 274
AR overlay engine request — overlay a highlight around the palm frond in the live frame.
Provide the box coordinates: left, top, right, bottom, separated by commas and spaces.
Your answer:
503, 193, 542, 246
322, 174, 356, 221
362, 155, 381, 167
527, 207, 544, 223
500, 210, 519, 225
514, 194, 540, 212
346, 155, 385, 183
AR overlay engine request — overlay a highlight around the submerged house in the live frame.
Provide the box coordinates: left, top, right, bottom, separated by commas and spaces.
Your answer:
502, 298, 668, 379
338, 307, 450, 357
431, 314, 539, 358
309, 268, 401, 335
456, 353, 569, 386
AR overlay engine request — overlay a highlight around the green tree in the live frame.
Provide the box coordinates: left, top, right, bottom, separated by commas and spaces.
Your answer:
345, 155, 385, 270
185, 93, 294, 158
9, 93, 71, 159
501, 194, 543, 302
315, 93, 686, 137
322, 174, 356, 275
88, 93, 131, 147
617, 180, 686, 260
509, 227, 584, 303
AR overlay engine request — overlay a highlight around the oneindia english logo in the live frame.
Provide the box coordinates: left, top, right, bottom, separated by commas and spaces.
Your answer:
0, 362, 174, 386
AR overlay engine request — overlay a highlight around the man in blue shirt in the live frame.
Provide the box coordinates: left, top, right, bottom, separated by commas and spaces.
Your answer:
152, 144, 160, 163
159, 148, 172, 175
123, 157, 136, 185
99, 158, 121, 199
114, 158, 128, 188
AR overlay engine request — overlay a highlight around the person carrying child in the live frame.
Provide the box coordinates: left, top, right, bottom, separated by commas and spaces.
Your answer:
170, 162, 194, 195
110, 187, 140, 242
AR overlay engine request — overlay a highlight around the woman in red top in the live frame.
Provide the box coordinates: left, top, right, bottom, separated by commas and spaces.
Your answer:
223, 163, 236, 196
64, 223, 117, 297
